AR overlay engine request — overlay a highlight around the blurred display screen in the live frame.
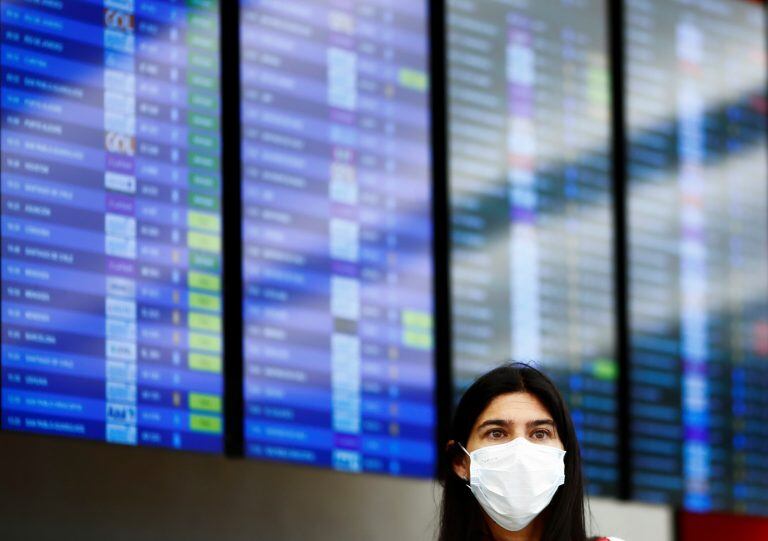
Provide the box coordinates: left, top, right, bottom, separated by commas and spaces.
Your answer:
240, 0, 436, 476
447, 0, 618, 494
627, 0, 768, 514
1, 0, 224, 452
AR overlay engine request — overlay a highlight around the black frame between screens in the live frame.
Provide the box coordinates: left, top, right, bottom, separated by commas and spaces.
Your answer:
220, 0, 244, 458
430, 0, 454, 481
608, 0, 631, 502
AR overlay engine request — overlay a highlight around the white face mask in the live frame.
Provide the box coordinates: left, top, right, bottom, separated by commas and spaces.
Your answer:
460, 437, 566, 532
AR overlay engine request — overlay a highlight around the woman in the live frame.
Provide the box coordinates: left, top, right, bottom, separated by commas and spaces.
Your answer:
437, 363, 623, 541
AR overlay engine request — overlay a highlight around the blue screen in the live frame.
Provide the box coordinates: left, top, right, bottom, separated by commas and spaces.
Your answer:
447, 0, 618, 495
1, 0, 224, 452
240, 0, 436, 476
627, 0, 768, 514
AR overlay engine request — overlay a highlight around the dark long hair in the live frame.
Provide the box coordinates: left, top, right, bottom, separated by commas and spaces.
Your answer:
438, 363, 588, 541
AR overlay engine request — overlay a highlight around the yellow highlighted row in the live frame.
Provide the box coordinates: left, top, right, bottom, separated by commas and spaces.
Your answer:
189, 332, 222, 353
190, 414, 222, 434
188, 392, 222, 413
188, 271, 220, 292
188, 352, 222, 373
189, 312, 222, 332
188, 231, 221, 253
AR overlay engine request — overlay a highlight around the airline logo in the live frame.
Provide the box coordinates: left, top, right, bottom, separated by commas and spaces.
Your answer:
106, 131, 136, 156
105, 9, 135, 32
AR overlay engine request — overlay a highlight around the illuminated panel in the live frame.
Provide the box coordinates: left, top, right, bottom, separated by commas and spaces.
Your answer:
1, 0, 224, 452
240, 0, 436, 476
448, 0, 618, 494
628, 0, 768, 513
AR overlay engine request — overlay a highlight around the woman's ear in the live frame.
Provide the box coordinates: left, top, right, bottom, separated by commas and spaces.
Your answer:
447, 440, 469, 481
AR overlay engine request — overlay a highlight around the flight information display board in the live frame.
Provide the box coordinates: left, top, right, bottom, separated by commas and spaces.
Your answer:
448, 0, 618, 494
627, 0, 768, 514
240, 1, 436, 476
1, 0, 224, 452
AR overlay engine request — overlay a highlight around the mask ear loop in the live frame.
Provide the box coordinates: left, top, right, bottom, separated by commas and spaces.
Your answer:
457, 442, 472, 487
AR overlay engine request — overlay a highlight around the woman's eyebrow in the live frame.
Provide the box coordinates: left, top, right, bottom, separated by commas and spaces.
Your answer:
475, 419, 511, 430
475, 418, 556, 431
527, 419, 555, 428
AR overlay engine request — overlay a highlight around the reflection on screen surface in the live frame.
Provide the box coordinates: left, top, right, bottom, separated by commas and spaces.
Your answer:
448, 0, 618, 495
628, 0, 768, 514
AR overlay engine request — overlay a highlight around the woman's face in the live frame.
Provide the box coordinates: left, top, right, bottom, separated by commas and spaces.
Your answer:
453, 391, 564, 479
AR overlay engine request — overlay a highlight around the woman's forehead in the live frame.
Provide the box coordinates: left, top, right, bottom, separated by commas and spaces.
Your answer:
475, 392, 552, 425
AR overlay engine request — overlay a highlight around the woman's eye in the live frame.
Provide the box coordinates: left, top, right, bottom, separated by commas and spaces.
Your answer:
531, 430, 551, 440
487, 429, 505, 439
